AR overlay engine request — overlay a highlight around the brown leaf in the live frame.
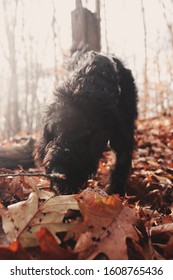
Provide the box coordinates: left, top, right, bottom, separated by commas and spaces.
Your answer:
69, 188, 139, 259
20, 176, 40, 191
150, 223, 173, 244
164, 236, 173, 259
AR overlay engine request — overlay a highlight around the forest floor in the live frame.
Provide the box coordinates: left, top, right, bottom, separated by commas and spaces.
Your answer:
0, 115, 173, 260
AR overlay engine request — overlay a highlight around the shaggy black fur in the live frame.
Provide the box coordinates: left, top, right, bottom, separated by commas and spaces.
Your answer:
34, 51, 138, 196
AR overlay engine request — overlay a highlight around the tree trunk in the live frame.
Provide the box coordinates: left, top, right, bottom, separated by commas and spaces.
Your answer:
3, 0, 20, 138
141, 0, 149, 118
0, 138, 35, 169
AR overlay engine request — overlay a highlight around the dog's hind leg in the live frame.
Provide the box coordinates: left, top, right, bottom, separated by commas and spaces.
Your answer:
108, 130, 134, 196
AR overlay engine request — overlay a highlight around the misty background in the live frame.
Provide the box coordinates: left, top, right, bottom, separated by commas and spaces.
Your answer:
0, 0, 173, 140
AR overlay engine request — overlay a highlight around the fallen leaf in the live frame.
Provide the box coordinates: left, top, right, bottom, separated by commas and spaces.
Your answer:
20, 176, 40, 191
0, 241, 30, 260
69, 188, 139, 259
164, 235, 173, 259
37, 227, 77, 259
0, 191, 79, 247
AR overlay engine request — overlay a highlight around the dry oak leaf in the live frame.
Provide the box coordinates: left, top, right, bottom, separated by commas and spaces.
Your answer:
0, 228, 77, 260
20, 175, 41, 191
0, 191, 79, 248
70, 188, 139, 260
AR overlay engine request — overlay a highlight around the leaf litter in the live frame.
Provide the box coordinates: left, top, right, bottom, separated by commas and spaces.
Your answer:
0, 116, 173, 259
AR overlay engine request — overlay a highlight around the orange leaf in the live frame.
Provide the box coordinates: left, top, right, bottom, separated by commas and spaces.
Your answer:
37, 227, 77, 260
71, 188, 138, 259
0, 241, 30, 260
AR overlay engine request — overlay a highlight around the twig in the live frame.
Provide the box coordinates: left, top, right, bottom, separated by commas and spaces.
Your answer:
0, 172, 66, 180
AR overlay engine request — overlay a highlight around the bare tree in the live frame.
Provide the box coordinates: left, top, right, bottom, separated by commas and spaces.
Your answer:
160, 0, 173, 114
103, 0, 109, 54
153, 40, 165, 115
21, 0, 30, 133
161, 0, 173, 50
141, 0, 149, 117
2, 0, 20, 138
52, 0, 59, 83
51, 0, 66, 83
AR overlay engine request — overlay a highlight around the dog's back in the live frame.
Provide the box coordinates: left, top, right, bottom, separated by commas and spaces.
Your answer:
56, 51, 137, 131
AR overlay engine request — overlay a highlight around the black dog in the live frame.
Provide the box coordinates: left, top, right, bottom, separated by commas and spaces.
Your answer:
34, 51, 138, 196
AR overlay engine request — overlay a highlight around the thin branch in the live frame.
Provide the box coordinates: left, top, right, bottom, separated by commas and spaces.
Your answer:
0, 172, 66, 180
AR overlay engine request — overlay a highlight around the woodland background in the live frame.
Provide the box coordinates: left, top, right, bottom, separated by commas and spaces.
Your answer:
0, 0, 173, 260
0, 0, 173, 141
